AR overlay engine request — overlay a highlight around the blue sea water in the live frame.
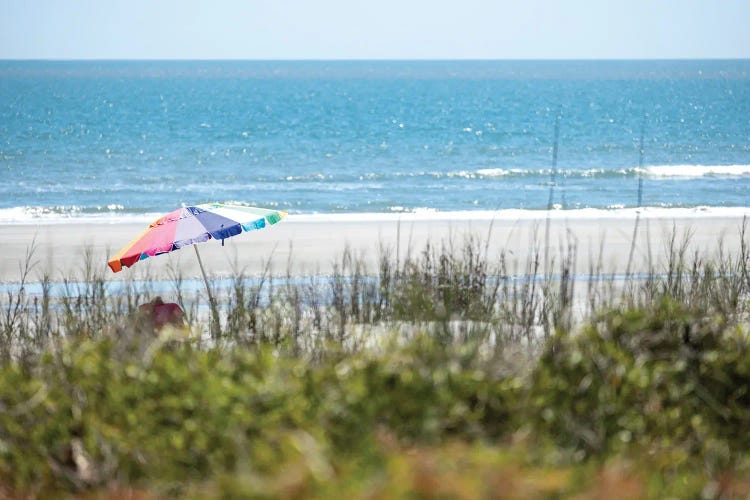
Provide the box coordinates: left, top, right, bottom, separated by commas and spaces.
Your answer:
1, 60, 749, 221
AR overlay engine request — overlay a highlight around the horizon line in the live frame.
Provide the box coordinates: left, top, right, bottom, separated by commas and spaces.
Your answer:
2, 57, 750, 63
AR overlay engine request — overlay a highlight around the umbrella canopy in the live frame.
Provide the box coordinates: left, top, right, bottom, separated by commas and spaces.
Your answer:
108, 203, 287, 273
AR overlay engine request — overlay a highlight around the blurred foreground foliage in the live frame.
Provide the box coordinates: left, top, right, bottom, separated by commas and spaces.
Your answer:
1, 299, 750, 498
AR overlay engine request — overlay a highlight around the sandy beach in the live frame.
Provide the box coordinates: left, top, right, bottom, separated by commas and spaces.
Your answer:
1, 211, 748, 284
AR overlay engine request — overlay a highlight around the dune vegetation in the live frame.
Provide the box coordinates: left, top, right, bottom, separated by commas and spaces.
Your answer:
1, 229, 750, 498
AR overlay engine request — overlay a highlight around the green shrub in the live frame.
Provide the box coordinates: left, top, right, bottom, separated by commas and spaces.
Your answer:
313, 335, 518, 451
530, 297, 750, 470
0, 333, 521, 496
0, 338, 320, 494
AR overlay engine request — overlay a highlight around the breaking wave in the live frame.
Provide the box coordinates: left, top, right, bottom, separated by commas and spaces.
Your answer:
637, 164, 750, 178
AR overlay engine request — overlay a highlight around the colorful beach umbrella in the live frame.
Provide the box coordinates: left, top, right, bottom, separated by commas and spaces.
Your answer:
108, 203, 287, 273
108, 203, 286, 336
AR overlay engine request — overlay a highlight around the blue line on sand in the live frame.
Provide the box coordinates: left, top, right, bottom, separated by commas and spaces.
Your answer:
0, 273, 667, 298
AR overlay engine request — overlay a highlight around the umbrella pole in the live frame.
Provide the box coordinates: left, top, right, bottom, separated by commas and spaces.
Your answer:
194, 245, 221, 338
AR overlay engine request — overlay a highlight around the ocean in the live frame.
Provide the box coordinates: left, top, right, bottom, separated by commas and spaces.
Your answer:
1, 60, 749, 222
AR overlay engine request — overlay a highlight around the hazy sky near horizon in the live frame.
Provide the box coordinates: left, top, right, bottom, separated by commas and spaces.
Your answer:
2, 0, 749, 60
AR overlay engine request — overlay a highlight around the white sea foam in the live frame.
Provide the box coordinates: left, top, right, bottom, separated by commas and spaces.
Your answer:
470, 165, 750, 179
3, 205, 750, 225
475, 168, 511, 177
639, 164, 750, 178
287, 206, 750, 223
0, 206, 160, 224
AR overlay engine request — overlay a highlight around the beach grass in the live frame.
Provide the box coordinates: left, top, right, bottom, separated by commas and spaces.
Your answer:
1, 227, 750, 497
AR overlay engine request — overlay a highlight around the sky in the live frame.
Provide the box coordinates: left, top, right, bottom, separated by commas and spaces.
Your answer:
1, 0, 749, 60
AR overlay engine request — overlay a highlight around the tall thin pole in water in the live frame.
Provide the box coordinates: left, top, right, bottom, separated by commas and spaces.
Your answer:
626, 114, 647, 278
544, 111, 561, 274
547, 112, 560, 211
637, 114, 646, 206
